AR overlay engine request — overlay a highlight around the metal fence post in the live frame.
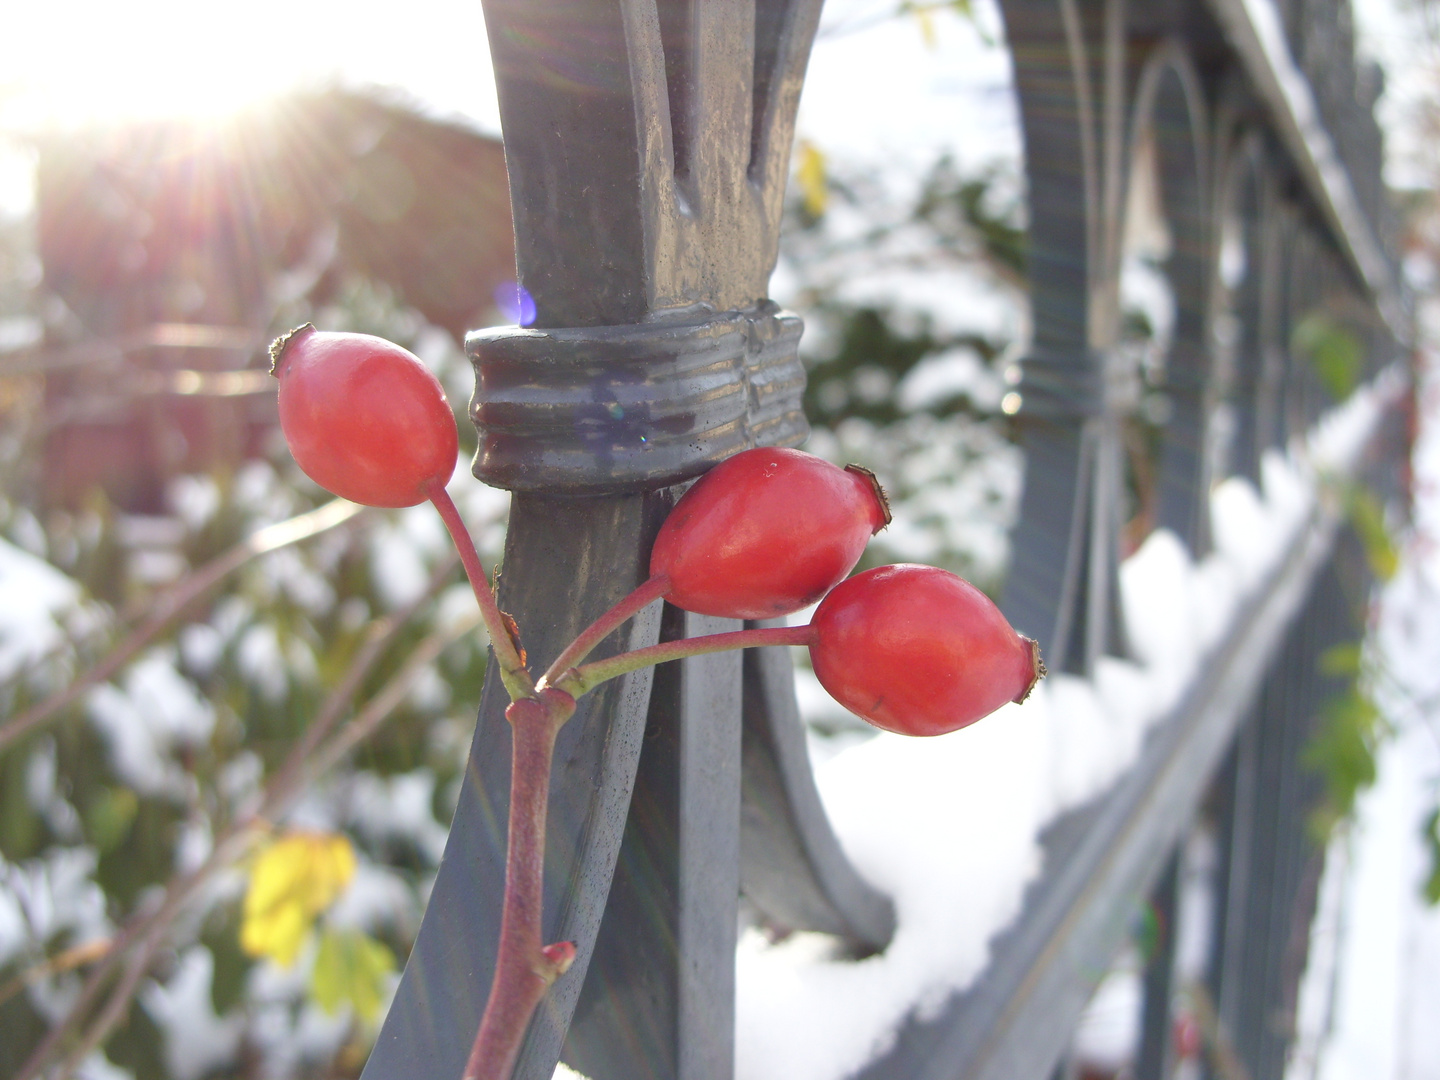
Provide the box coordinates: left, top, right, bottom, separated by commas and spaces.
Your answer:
362, 4, 894, 1078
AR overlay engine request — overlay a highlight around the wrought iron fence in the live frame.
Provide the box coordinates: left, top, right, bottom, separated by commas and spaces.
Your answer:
360, 1, 1410, 1079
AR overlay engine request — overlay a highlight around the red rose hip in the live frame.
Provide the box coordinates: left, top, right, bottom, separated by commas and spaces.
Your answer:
809, 564, 1043, 736
650, 447, 890, 620
271, 325, 457, 508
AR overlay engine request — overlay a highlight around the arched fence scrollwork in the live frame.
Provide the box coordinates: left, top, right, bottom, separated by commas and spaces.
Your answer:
361, 0, 1411, 1078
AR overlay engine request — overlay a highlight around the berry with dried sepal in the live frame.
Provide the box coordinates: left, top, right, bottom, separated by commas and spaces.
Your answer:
270, 324, 457, 508
808, 564, 1043, 736
650, 447, 890, 620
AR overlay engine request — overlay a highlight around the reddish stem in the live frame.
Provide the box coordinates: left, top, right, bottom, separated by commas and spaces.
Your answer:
539, 573, 672, 688
555, 622, 817, 698
428, 486, 535, 701
464, 688, 577, 1080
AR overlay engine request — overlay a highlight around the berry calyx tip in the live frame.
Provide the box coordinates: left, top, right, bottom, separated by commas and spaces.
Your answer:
268, 323, 317, 376
1014, 637, 1046, 704
844, 463, 892, 531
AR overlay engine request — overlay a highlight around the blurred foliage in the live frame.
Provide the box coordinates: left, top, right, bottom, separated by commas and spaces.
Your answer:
778, 150, 1026, 589
310, 927, 396, 1024
1346, 485, 1400, 582
0, 195, 494, 1075
1422, 806, 1440, 906
796, 141, 829, 221
914, 158, 1026, 284
1303, 642, 1390, 841
1293, 311, 1364, 401
1301, 469, 1408, 848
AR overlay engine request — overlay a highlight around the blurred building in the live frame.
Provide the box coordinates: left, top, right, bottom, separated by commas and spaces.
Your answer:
23, 89, 514, 512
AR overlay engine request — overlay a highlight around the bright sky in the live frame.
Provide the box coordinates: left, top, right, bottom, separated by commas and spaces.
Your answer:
0, 0, 1013, 216
1, 0, 501, 131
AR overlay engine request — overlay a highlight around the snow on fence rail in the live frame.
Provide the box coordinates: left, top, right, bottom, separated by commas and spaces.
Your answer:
737, 365, 1407, 1080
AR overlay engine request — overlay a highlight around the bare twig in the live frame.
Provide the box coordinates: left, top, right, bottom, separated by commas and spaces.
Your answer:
0, 499, 367, 754
15, 556, 462, 1080
0, 939, 111, 1012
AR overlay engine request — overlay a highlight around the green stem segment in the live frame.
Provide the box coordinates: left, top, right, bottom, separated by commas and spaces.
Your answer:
539, 573, 672, 688
554, 623, 817, 698
464, 689, 577, 1080
428, 486, 535, 702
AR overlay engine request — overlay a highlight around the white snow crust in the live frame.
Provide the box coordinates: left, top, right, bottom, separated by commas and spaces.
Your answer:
733, 368, 1405, 1080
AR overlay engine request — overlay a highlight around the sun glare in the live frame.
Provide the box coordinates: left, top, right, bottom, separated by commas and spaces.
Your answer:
3, 0, 499, 132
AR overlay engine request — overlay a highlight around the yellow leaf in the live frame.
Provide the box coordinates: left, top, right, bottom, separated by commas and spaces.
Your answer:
241, 832, 356, 966
916, 7, 938, 47
797, 140, 828, 219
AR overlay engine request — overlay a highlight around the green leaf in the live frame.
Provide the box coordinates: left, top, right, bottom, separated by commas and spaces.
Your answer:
200, 902, 255, 1016
83, 785, 138, 854
1318, 643, 1363, 679
1346, 487, 1399, 582
1423, 808, 1440, 907
310, 927, 396, 1023
0, 746, 42, 861
1292, 312, 1363, 401
1302, 683, 1383, 840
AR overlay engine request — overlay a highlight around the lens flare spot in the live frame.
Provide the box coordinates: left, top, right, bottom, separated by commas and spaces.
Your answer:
494, 281, 537, 326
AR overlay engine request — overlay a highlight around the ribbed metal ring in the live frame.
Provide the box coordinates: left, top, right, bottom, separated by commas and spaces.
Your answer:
465, 303, 809, 494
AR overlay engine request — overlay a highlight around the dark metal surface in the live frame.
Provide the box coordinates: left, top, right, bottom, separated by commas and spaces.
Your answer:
466, 303, 806, 494
999, 0, 1138, 674
564, 606, 744, 1080
1143, 45, 1214, 557
1206, 554, 1352, 1078
1204, 0, 1408, 339
739, 628, 896, 953
364, 494, 669, 1080
1135, 850, 1180, 1080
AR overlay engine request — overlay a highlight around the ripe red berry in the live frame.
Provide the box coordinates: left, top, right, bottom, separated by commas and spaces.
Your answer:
808, 564, 1043, 736
270, 325, 458, 508
650, 447, 890, 620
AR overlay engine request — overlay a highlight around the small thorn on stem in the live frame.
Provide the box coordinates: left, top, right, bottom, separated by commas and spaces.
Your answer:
500, 611, 527, 668
540, 941, 577, 979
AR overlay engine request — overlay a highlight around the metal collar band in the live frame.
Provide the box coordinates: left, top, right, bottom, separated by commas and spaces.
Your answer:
466, 304, 808, 494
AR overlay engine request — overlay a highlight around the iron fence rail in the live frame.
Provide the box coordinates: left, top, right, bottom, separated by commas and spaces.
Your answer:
360, 0, 1410, 1077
